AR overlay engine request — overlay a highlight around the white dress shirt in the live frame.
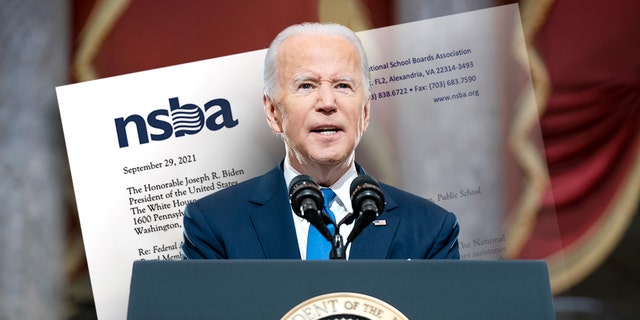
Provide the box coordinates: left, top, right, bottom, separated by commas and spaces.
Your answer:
283, 158, 357, 260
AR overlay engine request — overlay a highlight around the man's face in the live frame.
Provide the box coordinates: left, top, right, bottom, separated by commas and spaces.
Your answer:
264, 34, 370, 171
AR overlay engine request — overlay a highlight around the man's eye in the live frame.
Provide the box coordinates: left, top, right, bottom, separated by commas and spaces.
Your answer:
336, 83, 352, 90
299, 83, 313, 90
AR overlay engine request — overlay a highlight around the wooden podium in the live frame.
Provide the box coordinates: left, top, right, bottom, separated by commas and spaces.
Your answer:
127, 260, 554, 319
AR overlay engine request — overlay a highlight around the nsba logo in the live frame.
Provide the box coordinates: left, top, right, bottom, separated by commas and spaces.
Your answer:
114, 97, 239, 148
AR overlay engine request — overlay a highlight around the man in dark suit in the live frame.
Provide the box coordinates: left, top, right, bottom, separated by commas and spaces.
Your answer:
181, 22, 460, 260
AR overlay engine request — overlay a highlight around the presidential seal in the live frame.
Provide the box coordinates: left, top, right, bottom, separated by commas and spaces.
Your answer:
281, 292, 409, 320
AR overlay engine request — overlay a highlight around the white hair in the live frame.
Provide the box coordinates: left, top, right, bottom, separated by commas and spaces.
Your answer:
263, 22, 371, 100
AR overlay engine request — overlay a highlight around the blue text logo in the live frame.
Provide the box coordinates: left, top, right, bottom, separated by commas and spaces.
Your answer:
114, 97, 239, 148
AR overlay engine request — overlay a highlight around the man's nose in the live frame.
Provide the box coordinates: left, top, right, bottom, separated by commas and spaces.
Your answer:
316, 83, 337, 112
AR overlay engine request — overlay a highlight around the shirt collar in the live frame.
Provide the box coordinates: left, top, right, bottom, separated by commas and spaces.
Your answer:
283, 158, 357, 212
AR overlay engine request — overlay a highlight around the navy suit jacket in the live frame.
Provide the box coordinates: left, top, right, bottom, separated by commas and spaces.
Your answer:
181, 163, 460, 259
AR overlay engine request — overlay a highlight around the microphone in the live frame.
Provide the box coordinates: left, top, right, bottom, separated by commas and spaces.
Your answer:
347, 174, 385, 243
288, 174, 333, 242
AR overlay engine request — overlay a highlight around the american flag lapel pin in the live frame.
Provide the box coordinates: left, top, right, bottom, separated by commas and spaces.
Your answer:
373, 219, 387, 226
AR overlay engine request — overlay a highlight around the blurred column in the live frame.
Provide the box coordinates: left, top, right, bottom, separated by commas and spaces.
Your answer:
395, 0, 495, 21
0, 0, 68, 319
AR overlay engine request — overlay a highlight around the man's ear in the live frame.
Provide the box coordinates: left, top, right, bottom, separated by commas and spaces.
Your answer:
361, 98, 371, 133
263, 95, 283, 134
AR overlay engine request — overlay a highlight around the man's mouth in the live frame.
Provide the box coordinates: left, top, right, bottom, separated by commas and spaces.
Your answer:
312, 127, 340, 135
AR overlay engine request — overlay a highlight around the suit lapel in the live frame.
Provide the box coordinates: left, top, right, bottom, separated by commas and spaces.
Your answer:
248, 165, 301, 259
349, 184, 400, 259
243, 163, 399, 259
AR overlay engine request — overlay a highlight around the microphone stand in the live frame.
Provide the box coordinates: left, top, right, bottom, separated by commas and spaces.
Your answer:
328, 205, 378, 260
329, 223, 346, 260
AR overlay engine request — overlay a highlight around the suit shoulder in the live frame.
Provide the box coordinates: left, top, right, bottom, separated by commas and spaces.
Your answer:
380, 182, 454, 218
192, 174, 260, 205
191, 165, 283, 209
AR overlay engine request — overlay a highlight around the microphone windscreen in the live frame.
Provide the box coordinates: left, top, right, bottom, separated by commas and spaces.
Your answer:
350, 174, 385, 213
288, 174, 323, 217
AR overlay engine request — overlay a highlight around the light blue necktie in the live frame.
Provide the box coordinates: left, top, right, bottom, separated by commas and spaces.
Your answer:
306, 188, 336, 260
